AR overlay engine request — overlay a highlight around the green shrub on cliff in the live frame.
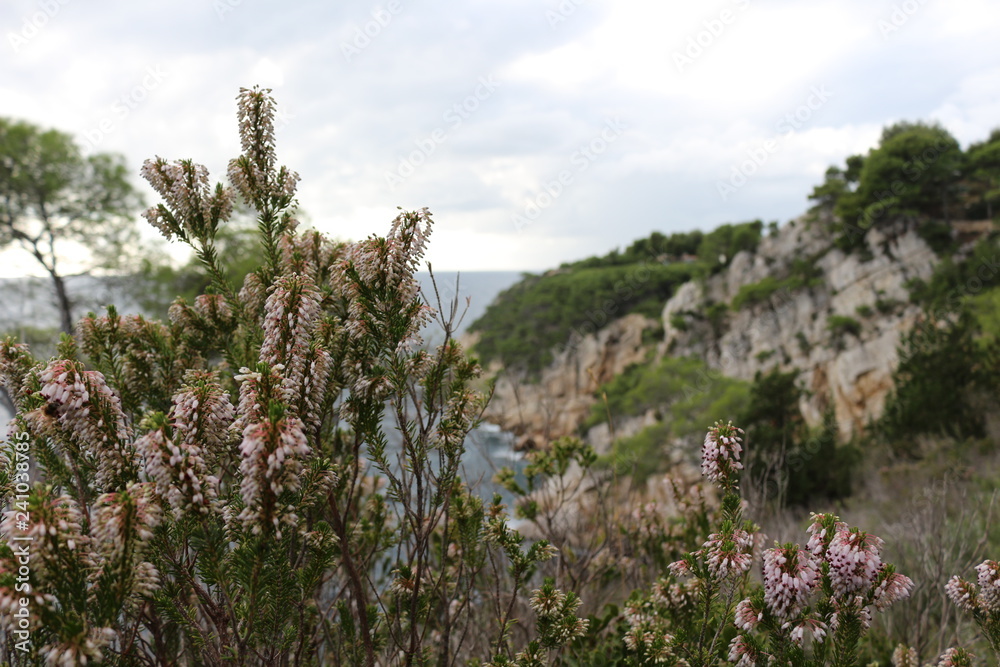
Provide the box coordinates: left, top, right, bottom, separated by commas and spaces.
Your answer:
469, 221, 764, 376
468, 262, 696, 375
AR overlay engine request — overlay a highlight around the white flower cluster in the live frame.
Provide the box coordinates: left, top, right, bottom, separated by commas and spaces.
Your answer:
892, 644, 919, 667
763, 545, 820, 620
137, 372, 234, 518
946, 558, 1000, 616
228, 86, 299, 204
140, 157, 234, 241
236, 415, 311, 538
700, 421, 744, 485
31, 359, 134, 491
92, 483, 162, 599
703, 528, 754, 580
827, 528, 884, 597
727, 633, 762, 666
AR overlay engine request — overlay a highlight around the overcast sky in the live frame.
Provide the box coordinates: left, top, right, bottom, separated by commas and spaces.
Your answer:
2, 0, 998, 273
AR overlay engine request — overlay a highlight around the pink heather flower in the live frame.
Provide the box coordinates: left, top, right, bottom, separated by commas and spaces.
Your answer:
236, 414, 311, 538
892, 645, 919, 667
239, 271, 267, 317
734, 598, 763, 631
228, 87, 299, 204
341, 209, 434, 357
806, 512, 848, 558
763, 544, 820, 619
172, 370, 235, 462
667, 559, 691, 579
704, 528, 754, 579
946, 575, 978, 612
41, 627, 118, 667
728, 634, 764, 667
30, 359, 134, 491
872, 567, 914, 611
92, 484, 162, 600
193, 293, 233, 326
278, 229, 348, 285
935, 647, 975, 667
826, 527, 883, 597
232, 364, 288, 433
975, 560, 1000, 611
140, 157, 234, 241
787, 617, 828, 646
260, 274, 322, 411
700, 421, 744, 485
0, 488, 95, 634
137, 372, 234, 518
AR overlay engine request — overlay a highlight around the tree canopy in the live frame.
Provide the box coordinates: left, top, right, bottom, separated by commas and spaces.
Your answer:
0, 118, 142, 332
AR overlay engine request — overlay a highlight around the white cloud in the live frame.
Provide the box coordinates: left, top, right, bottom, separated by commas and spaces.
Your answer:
1, 0, 998, 275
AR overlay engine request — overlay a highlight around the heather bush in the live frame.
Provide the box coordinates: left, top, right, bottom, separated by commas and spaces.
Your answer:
0, 87, 588, 666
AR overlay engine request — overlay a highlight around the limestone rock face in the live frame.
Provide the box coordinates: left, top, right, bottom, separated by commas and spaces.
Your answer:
661, 218, 937, 438
480, 215, 946, 445
482, 313, 658, 442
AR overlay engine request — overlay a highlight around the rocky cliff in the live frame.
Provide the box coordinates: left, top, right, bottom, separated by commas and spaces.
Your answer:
481, 312, 658, 448
660, 216, 936, 439
481, 215, 946, 445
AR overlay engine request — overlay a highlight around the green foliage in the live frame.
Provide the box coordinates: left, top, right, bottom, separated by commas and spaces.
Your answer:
827, 315, 862, 341
739, 369, 858, 507
836, 121, 963, 227
585, 357, 750, 481
470, 221, 763, 376
694, 220, 764, 276
964, 128, 1000, 219
468, 262, 695, 375
905, 236, 1000, 311
878, 310, 997, 451
563, 229, 704, 269
732, 276, 783, 310
730, 259, 823, 311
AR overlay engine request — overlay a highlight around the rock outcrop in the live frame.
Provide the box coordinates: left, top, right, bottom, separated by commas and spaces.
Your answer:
659, 216, 937, 438
482, 313, 658, 443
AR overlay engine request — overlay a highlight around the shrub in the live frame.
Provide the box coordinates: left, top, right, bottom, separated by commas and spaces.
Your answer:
0, 88, 587, 666
827, 315, 862, 338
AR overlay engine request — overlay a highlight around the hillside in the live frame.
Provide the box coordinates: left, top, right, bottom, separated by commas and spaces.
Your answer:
468, 120, 1000, 499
